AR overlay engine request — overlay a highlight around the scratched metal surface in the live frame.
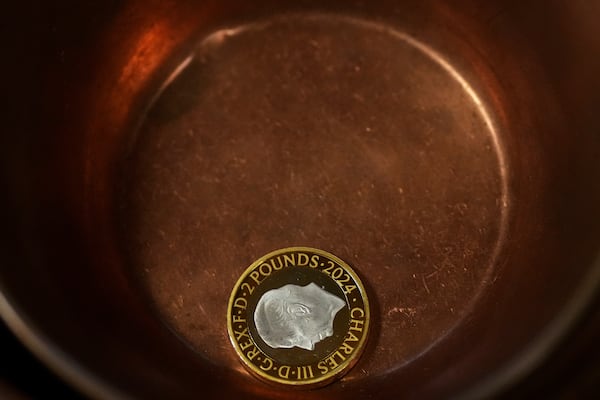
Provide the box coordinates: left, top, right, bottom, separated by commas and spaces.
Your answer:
2, 1, 600, 399
119, 15, 506, 380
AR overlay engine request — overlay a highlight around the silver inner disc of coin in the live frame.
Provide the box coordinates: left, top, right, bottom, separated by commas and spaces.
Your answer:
254, 283, 345, 350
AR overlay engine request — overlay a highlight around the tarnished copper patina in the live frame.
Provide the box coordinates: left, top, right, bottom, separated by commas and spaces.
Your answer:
1, 1, 600, 399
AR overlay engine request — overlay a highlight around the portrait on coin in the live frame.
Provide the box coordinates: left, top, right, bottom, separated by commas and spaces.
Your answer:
254, 282, 345, 350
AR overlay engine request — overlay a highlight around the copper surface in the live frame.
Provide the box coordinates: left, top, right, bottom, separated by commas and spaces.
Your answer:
119, 15, 506, 380
1, 1, 600, 399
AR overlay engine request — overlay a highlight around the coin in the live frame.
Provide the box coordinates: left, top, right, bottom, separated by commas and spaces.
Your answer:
227, 247, 370, 388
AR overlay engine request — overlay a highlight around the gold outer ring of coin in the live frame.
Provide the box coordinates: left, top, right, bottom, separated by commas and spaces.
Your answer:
227, 247, 370, 389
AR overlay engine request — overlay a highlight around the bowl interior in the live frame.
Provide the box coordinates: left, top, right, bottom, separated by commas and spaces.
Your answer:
2, 1, 600, 399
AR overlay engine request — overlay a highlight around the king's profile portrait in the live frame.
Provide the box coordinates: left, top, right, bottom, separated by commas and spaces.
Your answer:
254, 283, 345, 350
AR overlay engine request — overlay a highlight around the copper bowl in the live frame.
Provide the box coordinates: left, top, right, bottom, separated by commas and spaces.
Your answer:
2, 1, 600, 399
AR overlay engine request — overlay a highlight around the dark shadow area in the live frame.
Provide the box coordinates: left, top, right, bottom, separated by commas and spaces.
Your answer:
0, 321, 83, 399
